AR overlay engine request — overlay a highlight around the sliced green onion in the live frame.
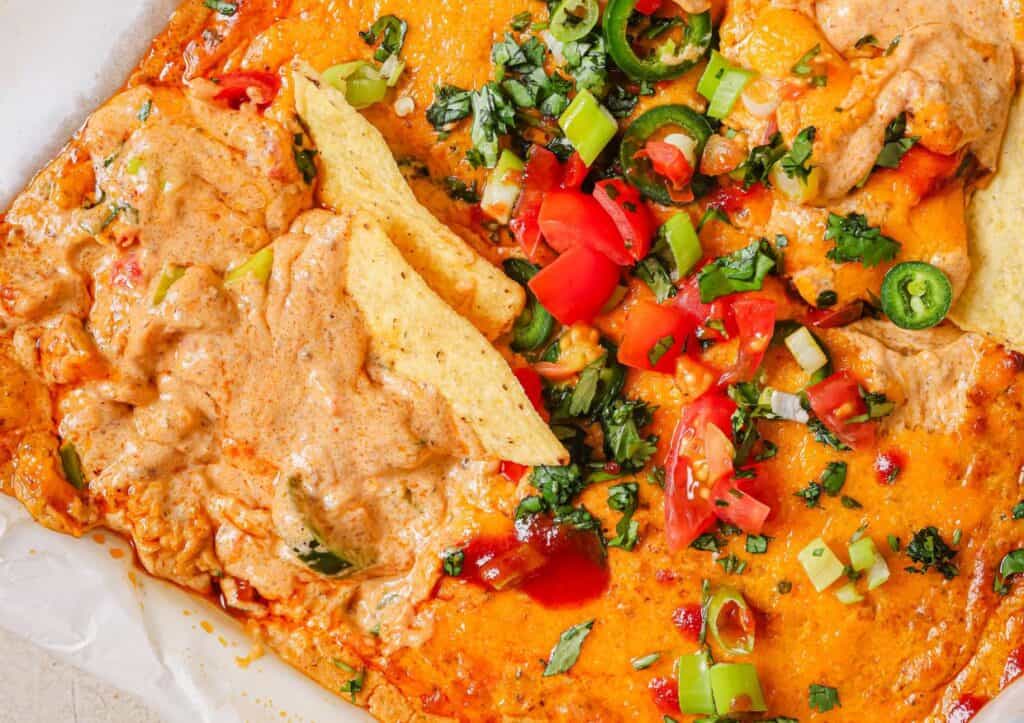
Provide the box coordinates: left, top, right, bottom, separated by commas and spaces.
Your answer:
661, 213, 702, 279
866, 554, 891, 590
631, 652, 661, 670
225, 246, 274, 286
480, 149, 524, 225
784, 326, 828, 375
835, 582, 864, 605
549, 0, 599, 43
707, 66, 756, 120
125, 157, 144, 175
59, 442, 85, 490
559, 89, 618, 166
708, 662, 768, 715
677, 649, 716, 715
798, 537, 845, 592
379, 54, 406, 87
769, 389, 809, 423
322, 61, 389, 109
697, 50, 730, 100
848, 537, 878, 572
153, 265, 186, 305
705, 586, 755, 656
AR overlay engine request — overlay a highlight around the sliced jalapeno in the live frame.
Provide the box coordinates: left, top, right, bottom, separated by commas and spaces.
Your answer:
603, 1, 712, 82
504, 259, 556, 351
620, 105, 713, 205
549, 0, 600, 43
880, 261, 952, 330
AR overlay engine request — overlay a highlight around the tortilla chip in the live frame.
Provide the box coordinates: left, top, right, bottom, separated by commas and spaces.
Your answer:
293, 66, 523, 341
345, 217, 567, 466
952, 94, 1024, 351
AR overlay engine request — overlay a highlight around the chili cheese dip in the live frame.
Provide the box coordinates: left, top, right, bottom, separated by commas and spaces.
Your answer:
2, 1, 1024, 721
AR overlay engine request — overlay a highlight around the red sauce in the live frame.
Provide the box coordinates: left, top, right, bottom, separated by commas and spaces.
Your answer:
672, 604, 703, 640
457, 515, 609, 608
1002, 645, 1024, 688
947, 694, 990, 723
875, 450, 905, 484
648, 676, 681, 715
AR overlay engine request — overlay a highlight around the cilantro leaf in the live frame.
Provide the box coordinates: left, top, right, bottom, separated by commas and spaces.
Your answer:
1013, 500, 1024, 520
203, 0, 237, 15
600, 399, 658, 472
469, 83, 517, 167
607, 482, 640, 550
795, 481, 823, 508
738, 132, 786, 189
995, 549, 1024, 595
441, 547, 465, 576
563, 33, 608, 95
359, 15, 408, 62
426, 84, 473, 129
779, 126, 816, 181
825, 212, 901, 267
544, 620, 594, 676
809, 683, 840, 712
634, 256, 677, 302
697, 239, 778, 302
820, 461, 847, 496
904, 526, 959, 579
746, 534, 771, 554
875, 112, 918, 169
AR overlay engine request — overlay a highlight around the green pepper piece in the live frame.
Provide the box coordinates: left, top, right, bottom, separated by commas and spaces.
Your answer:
603, 1, 712, 82
549, 0, 600, 43
880, 261, 952, 330
59, 442, 85, 490
620, 105, 713, 206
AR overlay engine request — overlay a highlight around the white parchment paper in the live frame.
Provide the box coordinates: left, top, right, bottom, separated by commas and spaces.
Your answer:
0, 1, 1020, 721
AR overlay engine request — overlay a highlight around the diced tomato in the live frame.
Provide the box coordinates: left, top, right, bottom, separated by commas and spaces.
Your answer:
806, 301, 864, 329
718, 296, 776, 385
499, 460, 528, 483
664, 391, 737, 549
593, 178, 657, 261
706, 182, 767, 215
946, 694, 989, 723
711, 476, 770, 535
1003, 645, 1024, 688
874, 450, 904, 485
512, 367, 548, 422
511, 148, 565, 264
619, 301, 695, 373
213, 70, 281, 111
673, 275, 735, 343
634, 0, 663, 14
111, 254, 143, 290
805, 371, 876, 449
561, 151, 589, 190
672, 604, 703, 641
538, 191, 632, 266
648, 677, 681, 715
634, 141, 694, 190
529, 245, 621, 325
896, 145, 959, 201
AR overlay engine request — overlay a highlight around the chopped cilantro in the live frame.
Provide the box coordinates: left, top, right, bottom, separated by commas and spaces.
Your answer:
563, 33, 608, 95
691, 533, 724, 553
875, 112, 918, 169
746, 534, 771, 554
717, 553, 747, 575
544, 620, 594, 676
697, 238, 778, 303
607, 482, 640, 550
137, 99, 153, 122
600, 399, 658, 473
994, 549, 1024, 595
293, 145, 318, 184
203, 0, 237, 15
634, 256, 676, 302
426, 85, 473, 129
469, 83, 517, 167
887, 534, 901, 552
443, 176, 480, 203
855, 34, 879, 49
791, 44, 821, 76
606, 85, 639, 119
794, 481, 823, 508
333, 659, 366, 702
777, 580, 793, 594
737, 132, 786, 188
841, 495, 863, 509
441, 547, 465, 576
820, 461, 847, 496
359, 15, 408, 62
806, 417, 849, 451
510, 11, 532, 31
779, 126, 816, 182
647, 335, 675, 366
1013, 500, 1024, 520
825, 212, 901, 267
905, 526, 959, 579
809, 683, 840, 713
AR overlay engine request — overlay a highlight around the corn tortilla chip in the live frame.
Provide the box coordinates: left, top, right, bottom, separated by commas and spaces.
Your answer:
293, 65, 523, 341
344, 216, 567, 466
952, 93, 1024, 351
